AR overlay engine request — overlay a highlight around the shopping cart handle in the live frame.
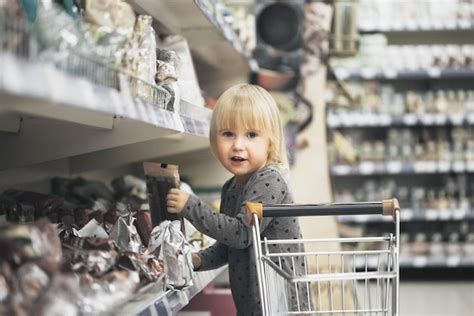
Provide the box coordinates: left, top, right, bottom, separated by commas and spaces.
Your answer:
246, 199, 401, 224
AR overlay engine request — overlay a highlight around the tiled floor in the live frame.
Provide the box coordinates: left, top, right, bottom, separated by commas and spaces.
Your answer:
400, 281, 474, 316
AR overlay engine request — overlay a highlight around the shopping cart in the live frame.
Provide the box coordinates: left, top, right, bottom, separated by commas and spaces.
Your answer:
246, 199, 400, 315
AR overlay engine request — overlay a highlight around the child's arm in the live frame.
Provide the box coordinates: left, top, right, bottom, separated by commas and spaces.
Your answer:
167, 167, 291, 249
193, 241, 229, 271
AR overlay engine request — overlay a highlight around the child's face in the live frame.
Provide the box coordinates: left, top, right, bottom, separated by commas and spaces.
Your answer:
215, 125, 270, 185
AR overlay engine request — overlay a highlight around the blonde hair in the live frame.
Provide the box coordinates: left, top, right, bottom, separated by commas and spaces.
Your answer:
209, 84, 289, 172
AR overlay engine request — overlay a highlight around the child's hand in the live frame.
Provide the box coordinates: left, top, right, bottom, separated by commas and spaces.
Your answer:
166, 188, 190, 214
192, 253, 202, 270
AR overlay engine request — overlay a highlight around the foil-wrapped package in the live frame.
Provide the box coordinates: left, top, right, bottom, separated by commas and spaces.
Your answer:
116, 251, 164, 286
77, 218, 108, 239
0, 218, 62, 274
109, 212, 142, 253
79, 270, 139, 315
16, 263, 50, 304
32, 275, 80, 316
65, 249, 117, 277
148, 220, 193, 289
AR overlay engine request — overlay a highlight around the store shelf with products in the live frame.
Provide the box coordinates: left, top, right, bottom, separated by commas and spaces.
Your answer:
328, 8, 474, 271
0, 0, 250, 313
128, 0, 257, 92
357, 0, 474, 33
0, 52, 212, 172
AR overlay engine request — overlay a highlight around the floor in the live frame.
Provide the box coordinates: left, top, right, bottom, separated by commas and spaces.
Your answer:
179, 279, 474, 315
400, 281, 474, 316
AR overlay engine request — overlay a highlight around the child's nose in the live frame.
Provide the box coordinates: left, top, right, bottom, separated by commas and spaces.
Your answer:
233, 136, 245, 150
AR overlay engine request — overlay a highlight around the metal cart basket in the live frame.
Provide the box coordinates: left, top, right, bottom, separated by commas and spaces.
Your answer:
246, 199, 400, 316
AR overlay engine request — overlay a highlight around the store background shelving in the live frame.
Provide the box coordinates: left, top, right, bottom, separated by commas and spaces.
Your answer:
328, 0, 474, 274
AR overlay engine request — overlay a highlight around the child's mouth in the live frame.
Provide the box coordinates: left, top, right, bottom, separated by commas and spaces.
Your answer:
231, 156, 246, 162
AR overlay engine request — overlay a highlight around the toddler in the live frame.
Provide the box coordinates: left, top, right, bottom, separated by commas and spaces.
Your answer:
167, 84, 308, 315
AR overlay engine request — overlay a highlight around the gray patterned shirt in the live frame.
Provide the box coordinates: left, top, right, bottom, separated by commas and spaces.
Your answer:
182, 165, 309, 315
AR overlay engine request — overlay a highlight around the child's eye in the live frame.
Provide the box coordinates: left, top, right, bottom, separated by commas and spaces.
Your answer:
247, 131, 258, 138
222, 131, 234, 137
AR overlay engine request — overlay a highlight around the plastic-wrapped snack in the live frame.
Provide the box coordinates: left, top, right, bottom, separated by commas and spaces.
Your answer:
32, 275, 80, 316
148, 220, 193, 289
122, 15, 157, 103
155, 49, 178, 83
143, 162, 180, 227
16, 263, 50, 303
109, 212, 142, 253
79, 270, 139, 315
83, 0, 136, 64
0, 218, 62, 274
162, 35, 205, 107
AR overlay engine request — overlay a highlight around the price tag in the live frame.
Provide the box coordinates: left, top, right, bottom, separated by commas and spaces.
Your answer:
379, 114, 392, 126
435, 113, 447, 125
327, 114, 340, 127
427, 67, 441, 78
425, 209, 438, 220
405, 20, 417, 31
467, 161, 474, 172
452, 161, 465, 172
334, 68, 350, 80
387, 161, 402, 174
437, 161, 451, 173
28, 62, 54, 100
467, 114, 474, 124
332, 165, 351, 175
445, 20, 456, 30
359, 162, 375, 174
1, 54, 26, 95
420, 114, 435, 125
401, 209, 413, 221
452, 209, 467, 220
449, 114, 464, 125
425, 161, 437, 173
459, 19, 470, 29
439, 209, 451, 220
402, 114, 417, 125
446, 256, 461, 267
413, 256, 428, 267
361, 68, 377, 79
382, 68, 398, 79
414, 161, 427, 173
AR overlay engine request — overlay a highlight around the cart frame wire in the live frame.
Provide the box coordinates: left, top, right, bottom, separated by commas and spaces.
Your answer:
246, 199, 400, 316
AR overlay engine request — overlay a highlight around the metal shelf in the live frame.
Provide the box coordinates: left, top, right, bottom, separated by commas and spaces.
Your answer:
333, 67, 474, 81
359, 20, 474, 33
352, 255, 474, 270
114, 267, 226, 316
327, 112, 474, 129
338, 208, 474, 224
0, 53, 211, 172
331, 160, 474, 176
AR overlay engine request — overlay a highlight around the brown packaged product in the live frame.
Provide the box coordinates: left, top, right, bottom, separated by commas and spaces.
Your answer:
133, 209, 152, 246
0, 218, 62, 274
63, 237, 117, 252
1, 190, 65, 222
143, 162, 180, 227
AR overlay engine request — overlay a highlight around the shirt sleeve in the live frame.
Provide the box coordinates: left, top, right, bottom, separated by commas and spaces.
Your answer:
195, 241, 228, 271
182, 167, 291, 250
